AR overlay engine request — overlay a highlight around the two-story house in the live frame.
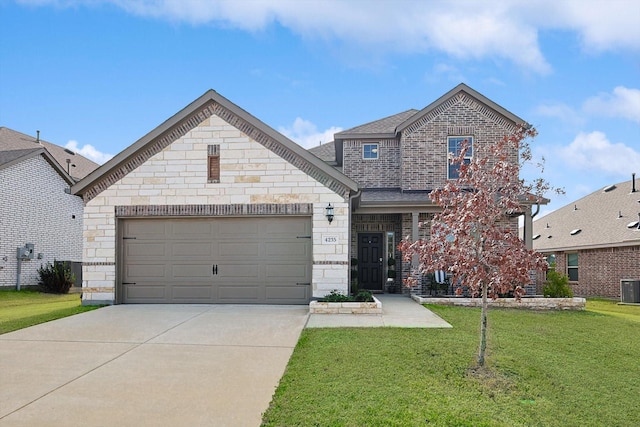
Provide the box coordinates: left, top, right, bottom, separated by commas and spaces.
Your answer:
311, 83, 537, 294
72, 84, 536, 305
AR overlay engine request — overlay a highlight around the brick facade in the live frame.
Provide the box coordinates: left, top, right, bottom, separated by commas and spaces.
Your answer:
401, 93, 517, 191
82, 114, 350, 304
0, 155, 84, 288
343, 139, 400, 188
548, 247, 640, 298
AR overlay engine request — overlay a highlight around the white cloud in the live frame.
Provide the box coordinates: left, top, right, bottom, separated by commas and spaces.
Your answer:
583, 86, 640, 124
278, 118, 341, 149
64, 140, 113, 164
18, 0, 640, 73
560, 131, 640, 176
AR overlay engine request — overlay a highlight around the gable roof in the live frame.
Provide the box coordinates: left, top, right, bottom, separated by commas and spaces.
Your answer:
0, 146, 76, 185
71, 90, 359, 201
533, 177, 640, 251
0, 127, 99, 180
396, 83, 526, 133
330, 83, 526, 167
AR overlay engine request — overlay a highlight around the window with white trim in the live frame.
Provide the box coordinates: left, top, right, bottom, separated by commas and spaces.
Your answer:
447, 136, 473, 179
363, 143, 379, 160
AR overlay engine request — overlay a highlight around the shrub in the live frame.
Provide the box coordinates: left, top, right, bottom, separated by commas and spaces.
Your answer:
320, 289, 374, 303
354, 289, 374, 302
321, 290, 352, 302
543, 270, 574, 298
38, 261, 75, 294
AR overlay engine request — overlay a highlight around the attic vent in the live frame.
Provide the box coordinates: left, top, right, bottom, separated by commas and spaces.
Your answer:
603, 184, 616, 192
532, 234, 541, 240
627, 221, 639, 229
64, 148, 75, 155
570, 229, 582, 236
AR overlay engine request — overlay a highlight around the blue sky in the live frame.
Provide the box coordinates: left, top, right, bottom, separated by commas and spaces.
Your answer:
1, 0, 639, 219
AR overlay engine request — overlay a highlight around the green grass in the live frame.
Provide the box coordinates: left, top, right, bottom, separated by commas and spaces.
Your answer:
0, 290, 100, 334
262, 300, 640, 426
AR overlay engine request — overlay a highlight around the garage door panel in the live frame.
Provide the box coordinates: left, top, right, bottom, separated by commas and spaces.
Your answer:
265, 219, 309, 236
218, 264, 259, 279
125, 264, 167, 279
170, 242, 213, 257
266, 285, 309, 301
172, 286, 211, 300
125, 221, 167, 236
121, 217, 311, 304
218, 242, 260, 258
265, 263, 308, 280
218, 221, 259, 238
126, 285, 166, 300
172, 264, 213, 279
125, 242, 166, 257
265, 242, 310, 258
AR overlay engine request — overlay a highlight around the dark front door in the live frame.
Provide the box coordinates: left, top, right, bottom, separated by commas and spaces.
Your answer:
358, 233, 383, 291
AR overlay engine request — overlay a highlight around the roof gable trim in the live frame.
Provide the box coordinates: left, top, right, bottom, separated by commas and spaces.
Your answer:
73, 91, 358, 202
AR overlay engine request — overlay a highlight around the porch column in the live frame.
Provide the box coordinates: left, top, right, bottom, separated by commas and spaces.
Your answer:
523, 205, 533, 250
411, 211, 419, 268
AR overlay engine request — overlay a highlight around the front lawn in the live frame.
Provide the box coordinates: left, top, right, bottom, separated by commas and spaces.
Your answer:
262, 300, 640, 426
0, 290, 100, 334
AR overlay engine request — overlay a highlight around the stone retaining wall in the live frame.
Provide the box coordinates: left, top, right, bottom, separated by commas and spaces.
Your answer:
412, 295, 586, 310
309, 296, 382, 314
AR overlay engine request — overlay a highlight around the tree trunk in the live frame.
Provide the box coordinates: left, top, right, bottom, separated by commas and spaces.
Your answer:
478, 279, 488, 366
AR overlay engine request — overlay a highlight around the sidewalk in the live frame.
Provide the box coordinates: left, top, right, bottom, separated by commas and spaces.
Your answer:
306, 294, 452, 328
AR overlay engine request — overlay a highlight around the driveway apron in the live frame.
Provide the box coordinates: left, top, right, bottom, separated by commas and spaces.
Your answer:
0, 304, 309, 427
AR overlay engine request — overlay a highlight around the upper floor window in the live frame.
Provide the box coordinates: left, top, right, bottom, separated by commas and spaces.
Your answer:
363, 143, 379, 160
447, 136, 473, 179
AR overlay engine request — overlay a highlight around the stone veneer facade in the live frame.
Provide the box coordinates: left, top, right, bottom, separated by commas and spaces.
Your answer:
82, 114, 350, 304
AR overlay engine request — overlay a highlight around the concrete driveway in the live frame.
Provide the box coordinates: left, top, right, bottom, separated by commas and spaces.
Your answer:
0, 304, 309, 427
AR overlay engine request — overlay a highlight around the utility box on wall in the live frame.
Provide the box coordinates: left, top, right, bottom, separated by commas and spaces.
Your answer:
17, 243, 35, 260
620, 279, 640, 303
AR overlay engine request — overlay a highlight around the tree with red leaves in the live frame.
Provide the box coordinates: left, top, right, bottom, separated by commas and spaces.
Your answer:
399, 125, 560, 366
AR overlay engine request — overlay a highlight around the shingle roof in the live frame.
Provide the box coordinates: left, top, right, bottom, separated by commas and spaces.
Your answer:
308, 141, 336, 163
335, 109, 419, 138
533, 177, 640, 251
0, 127, 99, 180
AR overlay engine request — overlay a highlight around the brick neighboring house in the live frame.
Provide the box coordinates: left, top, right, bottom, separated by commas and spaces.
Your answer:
532, 176, 640, 299
310, 83, 540, 295
71, 84, 539, 305
0, 127, 99, 289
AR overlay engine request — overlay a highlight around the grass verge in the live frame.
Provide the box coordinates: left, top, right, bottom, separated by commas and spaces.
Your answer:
262, 300, 640, 427
0, 290, 100, 334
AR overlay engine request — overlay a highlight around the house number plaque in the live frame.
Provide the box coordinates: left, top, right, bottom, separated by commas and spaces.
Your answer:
322, 234, 338, 244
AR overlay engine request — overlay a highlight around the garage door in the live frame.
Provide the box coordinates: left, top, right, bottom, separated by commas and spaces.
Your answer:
120, 217, 312, 304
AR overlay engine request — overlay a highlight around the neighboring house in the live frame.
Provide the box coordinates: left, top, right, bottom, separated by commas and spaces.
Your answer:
0, 127, 99, 289
532, 176, 640, 298
72, 84, 537, 305
310, 83, 538, 295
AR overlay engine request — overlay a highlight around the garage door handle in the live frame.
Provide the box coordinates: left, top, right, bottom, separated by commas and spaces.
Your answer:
296, 282, 310, 286
212, 265, 218, 275
122, 282, 136, 285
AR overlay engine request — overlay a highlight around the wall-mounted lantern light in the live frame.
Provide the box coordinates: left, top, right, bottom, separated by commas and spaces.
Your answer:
325, 203, 334, 224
